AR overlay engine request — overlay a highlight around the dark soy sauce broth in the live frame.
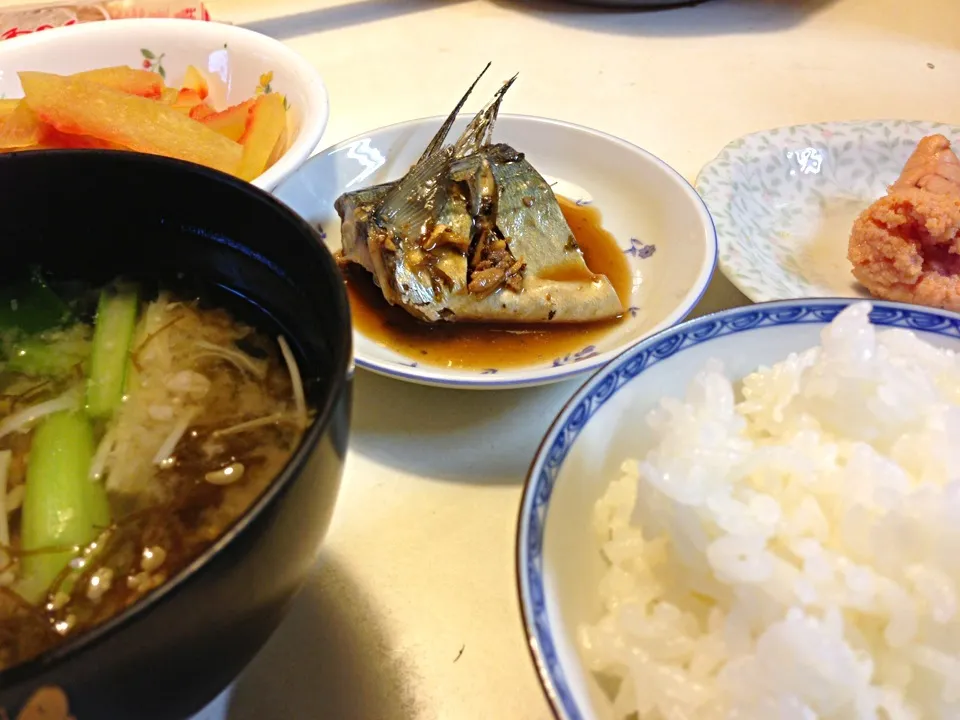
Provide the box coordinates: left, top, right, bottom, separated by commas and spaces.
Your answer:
342, 197, 632, 370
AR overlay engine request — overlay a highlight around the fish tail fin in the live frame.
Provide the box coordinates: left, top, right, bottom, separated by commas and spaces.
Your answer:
379, 63, 494, 235
453, 73, 518, 158
378, 67, 518, 240
481, 73, 517, 146
415, 62, 493, 164
378, 149, 448, 233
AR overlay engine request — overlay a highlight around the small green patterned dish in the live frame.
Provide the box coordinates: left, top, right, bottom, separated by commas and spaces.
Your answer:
695, 120, 960, 303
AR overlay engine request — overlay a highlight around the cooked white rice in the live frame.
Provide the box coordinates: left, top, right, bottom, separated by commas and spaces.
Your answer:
579, 302, 960, 719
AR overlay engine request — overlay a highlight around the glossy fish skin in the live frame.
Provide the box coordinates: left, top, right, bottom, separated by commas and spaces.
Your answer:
336, 181, 394, 277
488, 143, 589, 279
333, 68, 623, 324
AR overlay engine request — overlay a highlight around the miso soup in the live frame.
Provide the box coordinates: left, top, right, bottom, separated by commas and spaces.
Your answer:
0, 270, 312, 670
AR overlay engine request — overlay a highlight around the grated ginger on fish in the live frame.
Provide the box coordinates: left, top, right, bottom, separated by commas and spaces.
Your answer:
848, 133, 960, 310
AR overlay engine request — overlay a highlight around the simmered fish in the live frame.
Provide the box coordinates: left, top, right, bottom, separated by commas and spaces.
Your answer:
335, 65, 624, 324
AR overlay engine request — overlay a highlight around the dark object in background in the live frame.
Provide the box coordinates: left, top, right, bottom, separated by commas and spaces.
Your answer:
565, 0, 710, 7
0, 150, 353, 720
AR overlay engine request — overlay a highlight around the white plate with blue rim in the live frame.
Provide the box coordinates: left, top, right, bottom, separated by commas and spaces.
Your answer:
516, 297, 960, 720
695, 119, 960, 303
273, 114, 716, 389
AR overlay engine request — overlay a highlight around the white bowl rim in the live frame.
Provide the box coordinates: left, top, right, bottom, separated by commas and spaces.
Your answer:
285, 112, 719, 390
515, 295, 960, 720
0, 17, 330, 191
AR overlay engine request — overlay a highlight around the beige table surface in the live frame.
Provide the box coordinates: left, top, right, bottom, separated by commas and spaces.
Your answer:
5, 0, 959, 717
201, 1, 960, 718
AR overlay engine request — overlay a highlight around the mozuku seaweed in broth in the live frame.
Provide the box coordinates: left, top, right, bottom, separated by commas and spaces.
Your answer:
0, 270, 312, 670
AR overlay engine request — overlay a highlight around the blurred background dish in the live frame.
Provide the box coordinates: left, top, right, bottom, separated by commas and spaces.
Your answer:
562, 0, 711, 7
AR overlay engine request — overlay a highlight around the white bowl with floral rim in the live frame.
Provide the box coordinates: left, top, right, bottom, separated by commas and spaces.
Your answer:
695, 119, 960, 303
0, 18, 329, 191
274, 114, 717, 390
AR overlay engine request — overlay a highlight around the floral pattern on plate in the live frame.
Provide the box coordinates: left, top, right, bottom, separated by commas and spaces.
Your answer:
139, 47, 287, 107
551, 345, 598, 368
695, 119, 960, 303
140, 47, 166, 78
624, 237, 656, 259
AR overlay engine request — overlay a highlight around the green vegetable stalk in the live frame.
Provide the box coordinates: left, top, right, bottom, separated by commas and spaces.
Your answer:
20, 411, 110, 597
86, 284, 139, 419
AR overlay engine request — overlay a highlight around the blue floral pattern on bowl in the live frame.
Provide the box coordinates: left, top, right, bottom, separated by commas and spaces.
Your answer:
623, 237, 656, 259
551, 345, 598, 367
695, 120, 960, 303
518, 299, 960, 720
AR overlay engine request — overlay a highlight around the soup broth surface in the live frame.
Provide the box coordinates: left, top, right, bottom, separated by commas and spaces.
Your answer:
0, 273, 311, 670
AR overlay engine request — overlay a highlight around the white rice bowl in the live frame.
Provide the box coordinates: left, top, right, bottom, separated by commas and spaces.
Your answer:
519, 300, 960, 720
583, 302, 960, 719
